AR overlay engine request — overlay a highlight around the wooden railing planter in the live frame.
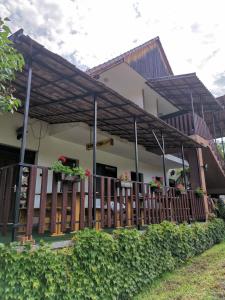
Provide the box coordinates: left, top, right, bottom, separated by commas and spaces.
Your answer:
0, 163, 206, 240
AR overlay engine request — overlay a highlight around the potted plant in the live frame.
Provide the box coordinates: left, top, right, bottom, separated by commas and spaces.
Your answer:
118, 172, 133, 188
149, 177, 162, 193
175, 183, 185, 196
51, 156, 90, 182
195, 187, 205, 198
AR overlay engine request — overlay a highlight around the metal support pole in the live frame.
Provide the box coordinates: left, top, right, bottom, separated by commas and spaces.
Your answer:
133, 118, 140, 228
134, 118, 139, 181
12, 61, 32, 241
190, 91, 196, 133
92, 94, 97, 227
220, 127, 225, 162
212, 112, 217, 143
201, 103, 205, 121
181, 143, 187, 189
161, 132, 167, 187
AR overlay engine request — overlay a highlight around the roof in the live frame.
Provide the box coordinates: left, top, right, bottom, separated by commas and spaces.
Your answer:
9, 29, 201, 154
147, 73, 222, 113
217, 94, 225, 108
87, 36, 173, 78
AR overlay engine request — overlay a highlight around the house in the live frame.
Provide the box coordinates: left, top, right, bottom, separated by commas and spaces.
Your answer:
0, 30, 223, 241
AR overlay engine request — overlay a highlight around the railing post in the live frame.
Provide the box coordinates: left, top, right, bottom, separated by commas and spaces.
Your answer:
92, 94, 97, 227
12, 59, 32, 242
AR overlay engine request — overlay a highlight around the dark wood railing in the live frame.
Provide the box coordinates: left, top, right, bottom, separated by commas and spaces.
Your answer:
0, 163, 206, 239
163, 112, 225, 172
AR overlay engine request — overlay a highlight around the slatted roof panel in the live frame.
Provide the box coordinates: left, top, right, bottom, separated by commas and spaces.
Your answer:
147, 73, 222, 113
9, 29, 201, 154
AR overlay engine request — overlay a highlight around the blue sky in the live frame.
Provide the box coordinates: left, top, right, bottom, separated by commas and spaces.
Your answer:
1, 0, 225, 96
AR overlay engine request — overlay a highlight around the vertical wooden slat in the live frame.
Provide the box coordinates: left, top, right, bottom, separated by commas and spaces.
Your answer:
119, 186, 123, 227
71, 182, 77, 231
146, 185, 151, 224
2, 167, 14, 235
38, 167, 48, 234
88, 175, 93, 227
125, 188, 129, 226
100, 176, 105, 228
107, 177, 111, 227
143, 183, 147, 224
113, 179, 118, 228
79, 179, 85, 229
26, 166, 37, 236
134, 182, 139, 226
50, 173, 58, 234
130, 186, 134, 225
61, 181, 68, 232
0, 169, 7, 225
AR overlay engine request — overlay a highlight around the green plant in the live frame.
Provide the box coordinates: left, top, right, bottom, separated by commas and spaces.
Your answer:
195, 187, 204, 198
51, 160, 88, 179
0, 219, 224, 299
216, 198, 225, 220
0, 18, 24, 113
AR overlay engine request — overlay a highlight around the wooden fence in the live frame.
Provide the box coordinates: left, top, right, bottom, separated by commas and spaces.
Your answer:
0, 164, 206, 239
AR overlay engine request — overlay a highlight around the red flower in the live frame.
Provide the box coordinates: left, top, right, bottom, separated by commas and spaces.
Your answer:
58, 155, 67, 163
85, 169, 91, 177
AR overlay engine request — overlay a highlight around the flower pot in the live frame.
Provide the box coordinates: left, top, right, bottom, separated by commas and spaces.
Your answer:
118, 181, 133, 188
55, 173, 81, 182
150, 186, 162, 193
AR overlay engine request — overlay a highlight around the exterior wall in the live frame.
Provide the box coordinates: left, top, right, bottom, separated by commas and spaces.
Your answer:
0, 112, 185, 207
97, 62, 177, 117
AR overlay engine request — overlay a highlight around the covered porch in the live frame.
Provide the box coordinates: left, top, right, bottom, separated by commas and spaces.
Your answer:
0, 30, 205, 241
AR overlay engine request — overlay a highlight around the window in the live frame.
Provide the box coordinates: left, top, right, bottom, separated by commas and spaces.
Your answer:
96, 163, 117, 197
131, 171, 144, 193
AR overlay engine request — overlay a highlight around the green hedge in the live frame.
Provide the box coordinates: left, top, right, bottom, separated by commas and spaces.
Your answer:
0, 219, 224, 300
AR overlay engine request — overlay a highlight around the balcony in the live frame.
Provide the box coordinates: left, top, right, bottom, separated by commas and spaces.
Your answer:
0, 163, 206, 240
162, 111, 225, 181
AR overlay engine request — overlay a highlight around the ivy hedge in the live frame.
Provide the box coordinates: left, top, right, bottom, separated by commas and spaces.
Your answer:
0, 219, 224, 300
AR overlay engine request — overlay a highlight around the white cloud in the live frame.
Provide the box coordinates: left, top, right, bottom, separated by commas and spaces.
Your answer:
0, 0, 225, 95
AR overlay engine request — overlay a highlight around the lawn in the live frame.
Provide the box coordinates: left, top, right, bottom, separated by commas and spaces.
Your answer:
135, 241, 225, 300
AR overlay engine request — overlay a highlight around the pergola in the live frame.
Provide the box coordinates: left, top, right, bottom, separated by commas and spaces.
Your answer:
9, 29, 201, 238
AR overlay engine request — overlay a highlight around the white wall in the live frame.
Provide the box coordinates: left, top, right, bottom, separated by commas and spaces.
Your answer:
97, 62, 178, 117
0, 112, 184, 206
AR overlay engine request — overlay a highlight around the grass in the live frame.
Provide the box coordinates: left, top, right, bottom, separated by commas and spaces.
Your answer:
135, 241, 225, 300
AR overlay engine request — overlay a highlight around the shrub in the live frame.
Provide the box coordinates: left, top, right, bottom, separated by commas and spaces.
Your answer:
0, 219, 224, 299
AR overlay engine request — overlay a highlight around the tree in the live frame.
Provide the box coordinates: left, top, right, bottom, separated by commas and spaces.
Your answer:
0, 18, 24, 113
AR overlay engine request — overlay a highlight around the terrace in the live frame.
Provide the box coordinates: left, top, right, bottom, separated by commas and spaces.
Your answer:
0, 30, 207, 242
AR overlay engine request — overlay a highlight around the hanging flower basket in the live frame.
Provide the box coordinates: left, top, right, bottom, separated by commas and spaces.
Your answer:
52, 156, 91, 182
175, 184, 186, 196
195, 187, 204, 198
58, 173, 81, 182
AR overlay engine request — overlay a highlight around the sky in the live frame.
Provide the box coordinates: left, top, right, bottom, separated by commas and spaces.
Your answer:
0, 0, 225, 97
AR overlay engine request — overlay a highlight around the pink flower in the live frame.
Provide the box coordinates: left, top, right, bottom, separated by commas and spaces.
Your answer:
85, 169, 91, 177
58, 155, 67, 163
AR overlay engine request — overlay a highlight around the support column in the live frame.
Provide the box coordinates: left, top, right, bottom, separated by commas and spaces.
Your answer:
133, 118, 139, 227
92, 94, 97, 227
161, 132, 167, 187
190, 91, 196, 133
196, 147, 209, 218
134, 118, 139, 181
181, 143, 187, 189
12, 60, 33, 241
212, 112, 217, 143
220, 126, 225, 162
